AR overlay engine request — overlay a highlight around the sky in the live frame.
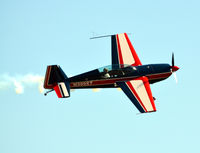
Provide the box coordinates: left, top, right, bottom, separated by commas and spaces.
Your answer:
0, 0, 200, 153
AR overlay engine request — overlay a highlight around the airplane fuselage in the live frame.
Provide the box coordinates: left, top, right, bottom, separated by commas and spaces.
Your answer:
69, 63, 173, 89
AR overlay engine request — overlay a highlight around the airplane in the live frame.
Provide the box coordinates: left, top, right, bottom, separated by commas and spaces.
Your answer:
43, 33, 179, 113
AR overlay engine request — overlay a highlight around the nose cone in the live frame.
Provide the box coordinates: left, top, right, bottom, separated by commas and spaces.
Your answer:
171, 66, 180, 72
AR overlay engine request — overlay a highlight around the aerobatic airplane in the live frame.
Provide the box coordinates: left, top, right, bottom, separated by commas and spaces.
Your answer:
43, 33, 179, 113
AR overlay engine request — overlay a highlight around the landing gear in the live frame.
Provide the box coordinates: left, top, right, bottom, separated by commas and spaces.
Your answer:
44, 89, 54, 96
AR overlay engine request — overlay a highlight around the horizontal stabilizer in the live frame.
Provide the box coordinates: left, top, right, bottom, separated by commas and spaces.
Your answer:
54, 82, 70, 98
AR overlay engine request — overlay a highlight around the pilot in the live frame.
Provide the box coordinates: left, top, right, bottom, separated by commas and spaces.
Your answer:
103, 68, 110, 78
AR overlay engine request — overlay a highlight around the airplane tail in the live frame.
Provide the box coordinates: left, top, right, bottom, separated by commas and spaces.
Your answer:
44, 65, 70, 98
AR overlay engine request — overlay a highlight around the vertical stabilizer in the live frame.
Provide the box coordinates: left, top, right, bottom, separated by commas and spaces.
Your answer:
44, 65, 70, 98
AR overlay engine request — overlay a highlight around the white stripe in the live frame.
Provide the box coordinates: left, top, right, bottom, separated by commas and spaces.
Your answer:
118, 33, 135, 65
130, 80, 154, 111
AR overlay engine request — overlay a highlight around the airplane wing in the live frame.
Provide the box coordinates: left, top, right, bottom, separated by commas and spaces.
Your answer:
111, 33, 142, 66
117, 77, 156, 113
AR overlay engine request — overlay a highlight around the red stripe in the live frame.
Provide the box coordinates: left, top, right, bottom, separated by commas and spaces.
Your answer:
148, 72, 172, 80
53, 85, 62, 98
142, 77, 156, 111
116, 34, 124, 65
126, 80, 147, 112
124, 33, 142, 66
44, 66, 53, 89
70, 72, 172, 88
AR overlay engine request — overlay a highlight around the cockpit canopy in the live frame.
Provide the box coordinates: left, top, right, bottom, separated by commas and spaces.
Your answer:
98, 64, 137, 78
98, 64, 131, 72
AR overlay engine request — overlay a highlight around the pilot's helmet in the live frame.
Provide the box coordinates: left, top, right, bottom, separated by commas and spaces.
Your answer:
103, 68, 108, 73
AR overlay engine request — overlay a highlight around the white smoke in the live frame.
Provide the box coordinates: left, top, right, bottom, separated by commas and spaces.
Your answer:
0, 74, 44, 94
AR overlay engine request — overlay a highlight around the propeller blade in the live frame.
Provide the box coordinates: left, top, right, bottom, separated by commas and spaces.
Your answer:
173, 72, 178, 84
172, 52, 174, 67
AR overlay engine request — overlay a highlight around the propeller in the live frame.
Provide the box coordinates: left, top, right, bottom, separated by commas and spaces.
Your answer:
172, 52, 174, 67
171, 53, 179, 83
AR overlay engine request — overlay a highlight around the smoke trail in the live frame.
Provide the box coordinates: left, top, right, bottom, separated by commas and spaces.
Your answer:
0, 74, 123, 94
0, 74, 44, 94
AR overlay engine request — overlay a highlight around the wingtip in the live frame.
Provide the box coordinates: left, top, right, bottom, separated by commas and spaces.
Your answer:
137, 110, 156, 115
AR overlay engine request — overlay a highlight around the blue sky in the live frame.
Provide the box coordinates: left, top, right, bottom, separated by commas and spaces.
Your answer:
1, 0, 200, 153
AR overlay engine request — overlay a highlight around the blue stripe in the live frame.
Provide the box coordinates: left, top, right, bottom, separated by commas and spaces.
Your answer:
111, 35, 119, 65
